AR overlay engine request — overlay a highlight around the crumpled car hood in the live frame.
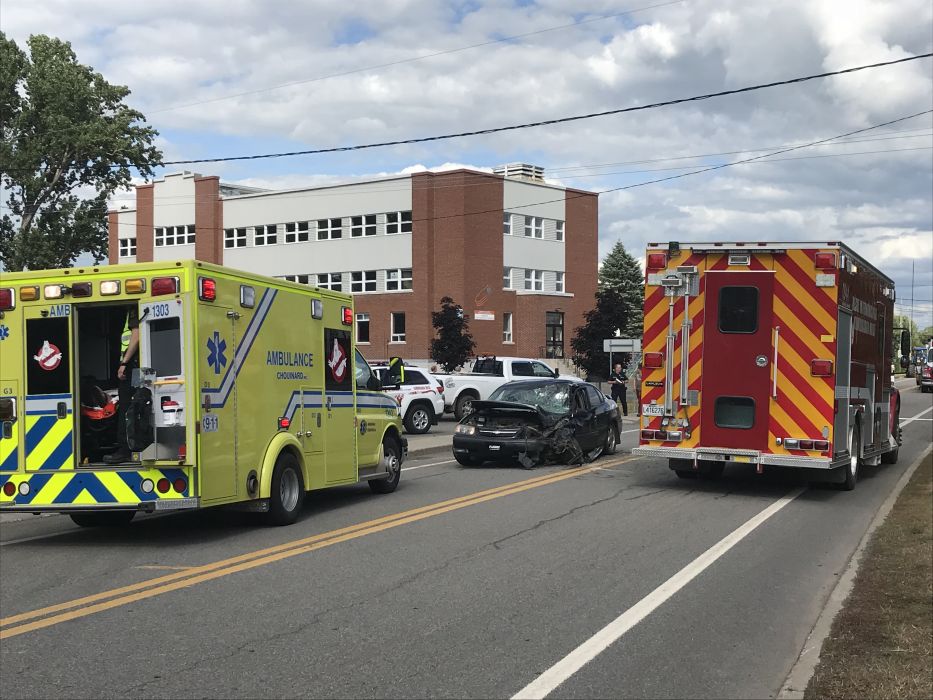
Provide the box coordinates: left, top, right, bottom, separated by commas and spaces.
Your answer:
469, 400, 566, 426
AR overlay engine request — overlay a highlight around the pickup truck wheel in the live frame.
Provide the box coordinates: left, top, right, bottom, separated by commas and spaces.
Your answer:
370, 437, 402, 494
267, 452, 305, 525
454, 393, 477, 421
404, 404, 433, 434
69, 511, 136, 527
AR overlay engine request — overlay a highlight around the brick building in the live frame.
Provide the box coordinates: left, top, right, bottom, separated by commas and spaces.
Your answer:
109, 165, 598, 361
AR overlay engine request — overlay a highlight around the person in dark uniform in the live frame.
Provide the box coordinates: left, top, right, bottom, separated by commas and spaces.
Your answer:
104, 306, 139, 463
609, 362, 628, 416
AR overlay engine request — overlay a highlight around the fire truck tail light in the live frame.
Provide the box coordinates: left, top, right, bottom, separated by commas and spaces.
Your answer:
19, 286, 38, 302
0, 288, 13, 310
152, 277, 179, 296
641, 430, 656, 440
100, 281, 121, 295
814, 252, 836, 270
798, 439, 814, 450
810, 359, 833, 376
198, 277, 216, 302
646, 253, 667, 270
71, 282, 92, 297
784, 439, 799, 449
643, 352, 663, 369
814, 440, 829, 451
125, 278, 146, 294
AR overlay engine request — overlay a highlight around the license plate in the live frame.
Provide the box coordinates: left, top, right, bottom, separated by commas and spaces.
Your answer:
642, 404, 664, 417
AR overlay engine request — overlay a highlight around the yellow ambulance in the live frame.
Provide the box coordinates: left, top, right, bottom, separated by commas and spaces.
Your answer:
0, 260, 406, 525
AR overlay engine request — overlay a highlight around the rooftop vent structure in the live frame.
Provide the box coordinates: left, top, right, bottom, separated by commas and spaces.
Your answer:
493, 163, 545, 182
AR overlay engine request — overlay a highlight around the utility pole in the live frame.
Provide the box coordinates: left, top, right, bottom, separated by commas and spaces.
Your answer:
910, 259, 915, 342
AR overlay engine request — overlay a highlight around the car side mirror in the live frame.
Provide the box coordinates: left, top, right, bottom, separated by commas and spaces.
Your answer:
900, 329, 911, 358
553, 368, 560, 378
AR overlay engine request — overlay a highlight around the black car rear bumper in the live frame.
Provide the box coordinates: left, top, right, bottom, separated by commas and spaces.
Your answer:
452, 434, 548, 461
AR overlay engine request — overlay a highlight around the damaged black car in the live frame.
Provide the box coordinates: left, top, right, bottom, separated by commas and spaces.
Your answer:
452, 379, 621, 468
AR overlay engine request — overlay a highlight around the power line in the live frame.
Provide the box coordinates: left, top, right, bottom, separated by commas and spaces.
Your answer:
148, 0, 686, 115
159, 53, 933, 166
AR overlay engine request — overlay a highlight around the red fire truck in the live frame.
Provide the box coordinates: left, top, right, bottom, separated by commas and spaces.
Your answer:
632, 242, 910, 489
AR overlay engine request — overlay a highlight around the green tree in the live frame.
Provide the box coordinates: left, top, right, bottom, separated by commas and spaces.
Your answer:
893, 314, 922, 348
570, 286, 629, 380
430, 296, 476, 372
598, 241, 644, 338
0, 34, 161, 271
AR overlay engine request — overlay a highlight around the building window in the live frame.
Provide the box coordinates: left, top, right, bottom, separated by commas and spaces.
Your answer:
524, 216, 543, 238
555, 271, 565, 293
351, 214, 377, 237
545, 311, 564, 359
255, 224, 278, 246
386, 211, 412, 234
356, 313, 370, 343
555, 220, 564, 241
503, 312, 513, 343
386, 268, 412, 291
224, 228, 247, 248
284, 221, 310, 243
503, 267, 513, 290
524, 269, 543, 291
284, 274, 311, 284
155, 225, 195, 247
317, 218, 342, 240
316, 273, 342, 291
118, 238, 136, 257
390, 312, 406, 342
351, 270, 377, 293
503, 213, 512, 235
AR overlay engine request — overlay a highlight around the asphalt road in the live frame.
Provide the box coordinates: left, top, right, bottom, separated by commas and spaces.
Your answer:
0, 380, 930, 699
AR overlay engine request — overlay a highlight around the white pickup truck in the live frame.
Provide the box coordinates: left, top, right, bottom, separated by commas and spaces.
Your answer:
436, 356, 579, 419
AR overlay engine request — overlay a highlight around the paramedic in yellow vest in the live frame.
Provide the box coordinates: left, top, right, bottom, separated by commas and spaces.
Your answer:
104, 307, 139, 463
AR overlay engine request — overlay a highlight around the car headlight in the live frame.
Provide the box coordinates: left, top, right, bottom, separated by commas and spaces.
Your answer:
455, 424, 476, 435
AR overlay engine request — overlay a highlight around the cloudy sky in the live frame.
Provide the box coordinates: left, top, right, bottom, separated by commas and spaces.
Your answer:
4, 0, 932, 327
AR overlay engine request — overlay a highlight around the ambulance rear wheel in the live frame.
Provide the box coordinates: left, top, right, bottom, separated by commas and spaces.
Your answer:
370, 436, 401, 494
69, 511, 136, 527
268, 452, 305, 525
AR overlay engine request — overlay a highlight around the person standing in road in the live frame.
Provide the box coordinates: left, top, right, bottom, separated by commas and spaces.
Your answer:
609, 362, 628, 416
104, 307, 139, 463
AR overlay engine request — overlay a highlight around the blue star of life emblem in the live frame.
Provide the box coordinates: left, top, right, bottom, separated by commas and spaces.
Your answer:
0, 325, 8, 341
207, 331, 227, 374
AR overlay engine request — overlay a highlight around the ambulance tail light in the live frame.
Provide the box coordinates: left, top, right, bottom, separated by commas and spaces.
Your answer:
156, 478, 170, 494
172, 477, 187, 493
198, 277, 216, 302
71, 282, 92, 298
19, 286, 38, 302
125, 278, 146, 294
814, 252, 837, 270
100, 281, 121, 295
43, 284, 63, 299
2, 481, 14, 497
0, 288, 13, 311
278, 417, 290, 430
342, 306, 353, 325
810, 359, 833, 377
643, 352, 663, 369
152, 277, 179, 296
646, 253, 667, 271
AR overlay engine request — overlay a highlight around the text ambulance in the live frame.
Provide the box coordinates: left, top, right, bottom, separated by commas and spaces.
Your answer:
0, 260, 405, 525
632, 242, 909, 490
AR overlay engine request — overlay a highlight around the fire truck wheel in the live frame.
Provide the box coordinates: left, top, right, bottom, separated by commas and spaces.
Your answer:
69, 511, 136, 527
404, 403, 434, 434
840, 425, 861, 491
370, 437, 402, 494
670, 458, 697, 479
268, 452, 305, 525
700, 461, 725, 480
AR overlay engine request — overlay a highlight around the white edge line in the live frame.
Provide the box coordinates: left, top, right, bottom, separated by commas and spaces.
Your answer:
512, 486, 807, 700
402, 459, 455, 472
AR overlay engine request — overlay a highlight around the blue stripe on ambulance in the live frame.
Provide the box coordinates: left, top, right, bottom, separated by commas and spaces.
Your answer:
52, 473, 117, 504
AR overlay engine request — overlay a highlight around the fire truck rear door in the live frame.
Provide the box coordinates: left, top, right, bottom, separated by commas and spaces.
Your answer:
700, 271, 774, 450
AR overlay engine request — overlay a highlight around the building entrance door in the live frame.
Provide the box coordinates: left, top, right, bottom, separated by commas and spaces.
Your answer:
545, 312, 564, 359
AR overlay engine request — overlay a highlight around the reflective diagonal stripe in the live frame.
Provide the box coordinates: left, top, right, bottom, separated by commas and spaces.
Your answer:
25, 418, 73, 472
0, 421, 18, 472
0, 468, 194, 505
25, 416, 57, 454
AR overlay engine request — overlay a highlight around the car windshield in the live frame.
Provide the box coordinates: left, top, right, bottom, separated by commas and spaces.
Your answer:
489, 383, 571, 414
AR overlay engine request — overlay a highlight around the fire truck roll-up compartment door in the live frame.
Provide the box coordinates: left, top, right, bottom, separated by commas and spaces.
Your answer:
198, 305, 238, 501
24, 305, 75, 472
700, 271, 775, 451
138, 297, 188, 462
833, 309, 853, 454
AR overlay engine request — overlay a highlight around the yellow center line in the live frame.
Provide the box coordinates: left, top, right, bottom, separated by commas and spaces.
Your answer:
0, 456, 635, 639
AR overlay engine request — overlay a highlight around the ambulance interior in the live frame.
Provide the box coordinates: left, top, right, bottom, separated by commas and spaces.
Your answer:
75, 303, 135, 462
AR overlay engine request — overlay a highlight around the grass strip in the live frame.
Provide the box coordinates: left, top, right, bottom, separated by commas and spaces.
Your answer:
805, 454, 932, 699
